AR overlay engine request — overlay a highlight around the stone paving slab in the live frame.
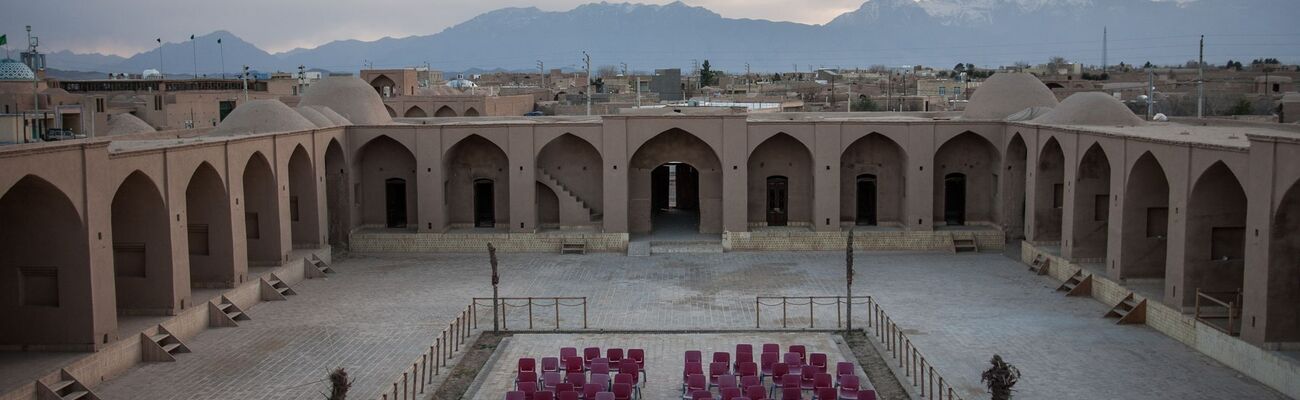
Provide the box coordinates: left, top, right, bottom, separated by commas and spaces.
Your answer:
468, 333, 859, 400
80, 251, 1287, 400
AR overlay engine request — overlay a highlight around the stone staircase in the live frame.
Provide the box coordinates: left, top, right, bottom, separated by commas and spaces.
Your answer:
1105, 293, 1148, 324
537, 169, 602, 225
35, 370, 98, 400
209, 296, 250, 327
1057, 270, 1093, 296
951, 233, 979, 253
649, 240, 724, 254
141, 325, 191, 362
260, 273, 297, 301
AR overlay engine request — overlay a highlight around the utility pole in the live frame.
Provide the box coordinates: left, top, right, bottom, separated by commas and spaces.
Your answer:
1146, 68, 1155, 120
536, 60, 545, 89
298, 64, 306, 96
1102, 27, 1108, 77
582, 51, 591, 116
218, 37, 225, 79
190, 34, 198, 79
242, 65, 250, 103
846, 228, 854, 332
156, 37, 164, 78
745, 62, 751, 94
1198, 35, 1204, 118
847, 73, 852, 112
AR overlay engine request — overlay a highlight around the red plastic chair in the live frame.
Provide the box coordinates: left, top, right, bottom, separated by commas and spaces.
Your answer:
518, 382, 539, 400
506, 391, 525, 400
737, 344, 753, 354
594, 392, 614, 400
683, 362, 704, 390
685, 374, 708, 396
799, 368, 817, 391
809, 353, 828, 373
542, 371, 564, 392
814, 387, 836, 400
789, 345, 807, 363
762, 343, 779, 355
558, 391, 580, 400
813, 373, 833, 391
834, 363, 854, 383
685, 350, 703, 365
517, 371, 538, 390
589, 373, 610, 391
721, 387, 743, 400
745, 385, 768, 400
611, 383, 633, 400
561, 347, 578, 363
713, 352, 732, 369
737, 362, 759, 381
783, 353, 804, 376
768, 363, 789, 387
564, 357, 585, 374
734, 352, 753, 372
708, 362, 729, 386
566, 372, 585, 385
618, 362, 640, 388
780, 387, 802, 400
542, 357, 561, 374
606, 348, 625, 369
691, 390, 714, 400
614, 373, 639, 399
590, 362, 610, 376
837, 375, 860, 400
582, 383, 604, 400
856, 390, 876, 400
628, 348, 646, 381
739, 375, 760, 390
534, 391, 553, 400
760, 352, 779, 378
716, 373, 738, 390
772, 374, 799, 398
519, 358, 538, 373
555, 383, 574, 394
583, 347, 601, 367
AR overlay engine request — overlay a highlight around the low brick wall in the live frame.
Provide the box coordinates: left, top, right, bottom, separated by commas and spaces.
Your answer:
350, 231, 630, 253
1020, 242, 1300, 398
725, 229, 1005, 252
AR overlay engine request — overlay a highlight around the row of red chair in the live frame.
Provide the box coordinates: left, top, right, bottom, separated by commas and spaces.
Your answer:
682, 344, 878, 400
513, 348, 646, 400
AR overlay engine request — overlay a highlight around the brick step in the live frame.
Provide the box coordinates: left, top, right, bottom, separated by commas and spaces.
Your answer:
210, 297, 250, 328
47, 380, 73, 393
1105, 293, 1148, 324
261, 273, 296, 300
61, 390, 89, 400
36, 369, 99, 400
560, 241, 587, 255
1057, 271, 1092, 296
142, 325, 190, 361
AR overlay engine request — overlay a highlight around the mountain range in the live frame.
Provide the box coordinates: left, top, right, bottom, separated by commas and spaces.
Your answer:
43, 0, 1300, 75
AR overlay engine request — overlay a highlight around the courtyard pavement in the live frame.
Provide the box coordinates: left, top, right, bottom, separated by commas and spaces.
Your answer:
84, 250, 1287, 400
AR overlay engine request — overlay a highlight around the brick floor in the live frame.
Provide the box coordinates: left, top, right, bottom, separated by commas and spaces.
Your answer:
85, 251, 1288, 400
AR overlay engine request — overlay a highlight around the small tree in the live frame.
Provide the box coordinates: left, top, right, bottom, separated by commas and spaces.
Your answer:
981, 355, 1020, 400
324, 368, 352, 400
699, 60, 716, 87
1229, 98, 1254, 115
853, 96, 878, 112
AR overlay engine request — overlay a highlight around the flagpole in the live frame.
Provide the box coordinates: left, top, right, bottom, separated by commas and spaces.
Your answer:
156, 38, 164, 78
218, 38, 225, 80
191, 34, 197, 79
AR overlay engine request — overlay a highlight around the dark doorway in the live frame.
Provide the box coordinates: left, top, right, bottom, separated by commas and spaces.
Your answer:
474, 179, 495, 228
944, 173, 967, 226
650, 163, 702, 234
219, 101, 235, 122
856, 174, 878, 226
766, 176, 788, 226
385, 178, 407, 228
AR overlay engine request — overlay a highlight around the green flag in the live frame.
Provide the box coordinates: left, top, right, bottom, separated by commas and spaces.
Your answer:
0, 34, 7, 47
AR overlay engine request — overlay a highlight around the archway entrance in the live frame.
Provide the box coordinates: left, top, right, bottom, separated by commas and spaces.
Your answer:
855, 174, 878, 226
186, 163, 235, 288
112, 171, 176, 315
766, 176, 788, 226
324, 140, 349, 247
1005, 134, 1029, 238
944, 173, 967, 225
288, 146, 319, 248
1071, 143, 1112, 261
1181, 162, 1246, 312
404, 106, 427, 118
385, 178, 407, 228
434, 106, 457, 117
1035, 137, 1065, 241
1265, 180, 1300, 343
474, 179, 496, 228
243, 152, 281, 266
357, 136, 416, 230
1120, 153, 1170, 290
464, 107, 480, 117
650, 163, 701, 233
628, 128, 721, 235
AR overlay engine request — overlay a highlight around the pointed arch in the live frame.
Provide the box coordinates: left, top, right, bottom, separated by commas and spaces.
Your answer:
1033, 136, 1065, 240
288, 145, 320, 248
242, 151, 281, 266
445, 134, 509, 228
536, 182, 560, 229
1181, 161, 1247, 308
463, 107, 480, 117
841, 132, 906, 227
187, 162, 235, 287
0, 175, 95, 346
1071, 142, 1112, 260
383, 105, 397, 118
628, 128, 723, 234
934, 131, 999, 226
1265, 178, 1300, 342
1004, 133, 1029, 238
324, 138, 350, 247
356, 135, 416, 229
537, 133, 604, 226
1120, 152, 1171, 280
749, 133, 813, 227
404, 106, 427, 118
434, 105, 457, 117
111, 170, 175, 314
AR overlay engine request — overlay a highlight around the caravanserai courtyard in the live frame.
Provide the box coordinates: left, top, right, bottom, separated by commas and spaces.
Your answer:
75, 250, 1285, 400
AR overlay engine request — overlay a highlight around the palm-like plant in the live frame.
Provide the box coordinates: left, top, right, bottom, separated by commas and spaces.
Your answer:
980, 355, 1020, 400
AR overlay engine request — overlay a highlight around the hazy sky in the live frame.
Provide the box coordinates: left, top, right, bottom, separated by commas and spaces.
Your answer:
0, 0, 864, 57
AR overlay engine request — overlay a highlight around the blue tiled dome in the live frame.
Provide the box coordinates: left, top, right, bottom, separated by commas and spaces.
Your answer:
0, 59, 36, 81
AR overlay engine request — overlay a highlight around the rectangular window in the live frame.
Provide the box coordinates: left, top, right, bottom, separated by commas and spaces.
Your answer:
1052, 184, 1064, 208
20, 267, 59, 307
1094, 194, 1109, 221
113, 243, 147, 277
154, 95, 163, 111
95, 98, 105, 113
1146, 207, 1168, 238
290, 196, 300, 222
188, 224, 210, 256
1210, 227, 1246, 261
245, 212, 260, 239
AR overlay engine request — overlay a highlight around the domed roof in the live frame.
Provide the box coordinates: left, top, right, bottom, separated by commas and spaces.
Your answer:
962, 72, 1059, 120
211, 99, 318, 136
105, 113, 157, 136
0, 59, 36, 81
446, 77, 477, 89
307, 105, 352, 126
298, 76, 393, 125
295, 106, 333, 128
1033, 92, 1144, 127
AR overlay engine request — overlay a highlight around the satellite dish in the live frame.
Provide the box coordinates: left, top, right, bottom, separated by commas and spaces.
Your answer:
1137, 95, 1149, 101
1153, 113, 1169, 122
